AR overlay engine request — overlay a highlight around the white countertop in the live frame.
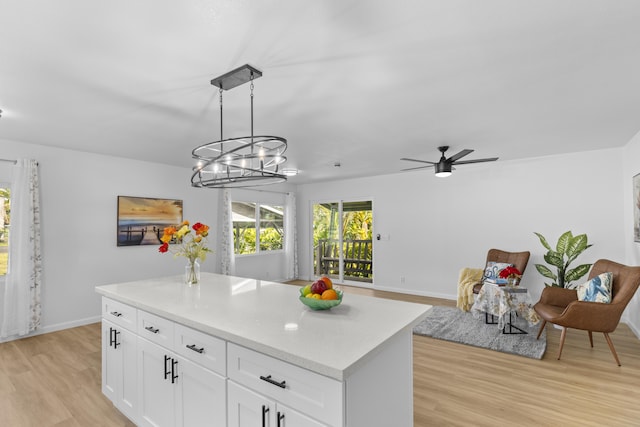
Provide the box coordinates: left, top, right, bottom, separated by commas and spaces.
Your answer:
95, 273, 431, 381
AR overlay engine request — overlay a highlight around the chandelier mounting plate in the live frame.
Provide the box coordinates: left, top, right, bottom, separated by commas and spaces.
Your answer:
210, 64, 263, 90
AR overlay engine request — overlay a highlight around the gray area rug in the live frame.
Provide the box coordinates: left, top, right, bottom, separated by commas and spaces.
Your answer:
413, 306, 547, 359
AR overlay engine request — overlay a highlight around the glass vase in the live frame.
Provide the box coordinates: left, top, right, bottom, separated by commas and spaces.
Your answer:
185, 259, 200, 285
507, 276, 519, 287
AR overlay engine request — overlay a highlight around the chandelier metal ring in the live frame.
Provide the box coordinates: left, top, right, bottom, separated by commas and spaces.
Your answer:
191, 64, 288, 189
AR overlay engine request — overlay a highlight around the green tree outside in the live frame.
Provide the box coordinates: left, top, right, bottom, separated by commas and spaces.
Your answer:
0, 187, 10, 275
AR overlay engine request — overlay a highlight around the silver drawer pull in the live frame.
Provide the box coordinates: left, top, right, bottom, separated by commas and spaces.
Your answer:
110, 311, 123, 317
260, 375, 286, 389
186, 344, 205, 354
145, 326, 160, 334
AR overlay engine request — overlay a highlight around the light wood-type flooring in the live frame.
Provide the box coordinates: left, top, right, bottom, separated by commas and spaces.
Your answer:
1, 282, 639, 426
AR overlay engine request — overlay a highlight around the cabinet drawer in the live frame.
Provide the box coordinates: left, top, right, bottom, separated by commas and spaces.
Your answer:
102, 297, 137, 332
228, 343, 343, 427
174, 324, 226, 376
137, 310, 174, 349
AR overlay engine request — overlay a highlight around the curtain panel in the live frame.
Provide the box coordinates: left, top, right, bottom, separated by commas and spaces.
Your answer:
219, 189, 236, 276
1, 159, 42, 339
285, 192, 298, 280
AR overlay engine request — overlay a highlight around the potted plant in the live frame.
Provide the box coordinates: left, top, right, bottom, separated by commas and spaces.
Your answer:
534, 230, 592, 288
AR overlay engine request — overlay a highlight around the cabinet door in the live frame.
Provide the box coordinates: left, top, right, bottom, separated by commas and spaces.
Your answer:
138, 338, 176, 427
175, 356, 226, 427
102, 320, 137, 422
228, 381, 274, 427
276, 403, 327, 427
102, 321, 121, 402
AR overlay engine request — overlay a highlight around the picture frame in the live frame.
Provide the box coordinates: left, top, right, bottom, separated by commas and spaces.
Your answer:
117, 196, 183, 246
634, 174, 640, 243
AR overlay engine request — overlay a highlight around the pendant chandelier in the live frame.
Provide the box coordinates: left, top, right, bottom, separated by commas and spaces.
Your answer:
191, 64, 287, 188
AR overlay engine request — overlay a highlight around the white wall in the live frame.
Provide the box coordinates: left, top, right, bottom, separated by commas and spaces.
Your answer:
297, 148, 626, 305
2, 135, 637, 340
623, 130, 640, 334
0, 139, 219, 337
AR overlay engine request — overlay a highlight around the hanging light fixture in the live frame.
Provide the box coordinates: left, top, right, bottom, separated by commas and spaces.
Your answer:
191, 64, 287, 188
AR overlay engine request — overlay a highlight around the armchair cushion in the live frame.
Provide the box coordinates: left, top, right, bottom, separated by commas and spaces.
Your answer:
482, 261, 513, 285
575, 272, 613, 303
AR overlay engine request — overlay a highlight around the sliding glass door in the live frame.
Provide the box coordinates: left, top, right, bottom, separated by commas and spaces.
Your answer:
312, 200, 373, 285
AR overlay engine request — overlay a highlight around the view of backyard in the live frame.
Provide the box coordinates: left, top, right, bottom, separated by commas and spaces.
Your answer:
232, 202, 284, 255
313, 201, 373, 283
0, 188, 9, 275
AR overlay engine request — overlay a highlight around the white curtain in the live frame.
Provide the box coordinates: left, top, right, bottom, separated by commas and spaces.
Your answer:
219, 189, 235, 276
1, 159, 42, 338
284, 192, 298, 280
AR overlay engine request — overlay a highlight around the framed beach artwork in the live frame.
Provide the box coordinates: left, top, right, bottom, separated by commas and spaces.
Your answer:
635, 174, 640, 243
117, 196, 183, 246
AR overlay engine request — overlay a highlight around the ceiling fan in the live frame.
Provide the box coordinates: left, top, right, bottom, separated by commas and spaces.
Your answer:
401, 146, 499, 177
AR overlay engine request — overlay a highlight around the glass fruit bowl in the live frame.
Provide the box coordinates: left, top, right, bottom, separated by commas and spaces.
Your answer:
299, 288, 343, 310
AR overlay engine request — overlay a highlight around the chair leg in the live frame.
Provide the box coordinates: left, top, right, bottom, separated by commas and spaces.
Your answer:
588, 330, 594, 348
603, 333, 621, 366
536, 320, 547, 340
557, 327, 567, 360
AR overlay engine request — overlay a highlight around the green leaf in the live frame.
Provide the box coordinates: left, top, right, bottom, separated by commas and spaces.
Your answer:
535, 264, 557, 280
534, 232, 551, 251
566, 245, 592, 265
565, 263, 592, 284
556, 231, 573, 255
544, 251, 564, 268
566, 234, 588, 259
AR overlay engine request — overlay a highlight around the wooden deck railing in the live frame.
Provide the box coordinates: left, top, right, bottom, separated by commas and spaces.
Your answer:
315, 239, 372, 282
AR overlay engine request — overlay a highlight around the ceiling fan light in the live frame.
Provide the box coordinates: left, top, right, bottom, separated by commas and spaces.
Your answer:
282, 168, 298, 176
435, 162, 452, 177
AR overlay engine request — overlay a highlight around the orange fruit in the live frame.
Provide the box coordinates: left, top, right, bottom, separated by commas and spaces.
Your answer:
319, 276, 333, 289
321, 289, 338, 300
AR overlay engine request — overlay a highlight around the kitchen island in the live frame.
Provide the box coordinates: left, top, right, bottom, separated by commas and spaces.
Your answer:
96, 273, 431, 426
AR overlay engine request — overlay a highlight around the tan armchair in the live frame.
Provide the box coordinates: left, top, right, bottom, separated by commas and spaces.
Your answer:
472, 249, 531, 294
533, 259, 640, 366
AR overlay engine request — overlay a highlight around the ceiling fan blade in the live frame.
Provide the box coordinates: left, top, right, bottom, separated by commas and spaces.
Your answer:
446, 149, 474, 163
401, 165, 432, 171
452, 157, 499, 165
400, 158, 436, 165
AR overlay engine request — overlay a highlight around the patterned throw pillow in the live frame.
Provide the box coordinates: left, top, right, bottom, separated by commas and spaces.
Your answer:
576, 272, 614, 303
482, 262, 514, 285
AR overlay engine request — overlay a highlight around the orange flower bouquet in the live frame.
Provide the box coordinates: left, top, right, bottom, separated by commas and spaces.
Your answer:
159, 221, 212, 284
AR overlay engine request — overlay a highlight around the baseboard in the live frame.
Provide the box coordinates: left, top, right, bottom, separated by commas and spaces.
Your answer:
0, 315, 101, 344
626, 319, 640, 340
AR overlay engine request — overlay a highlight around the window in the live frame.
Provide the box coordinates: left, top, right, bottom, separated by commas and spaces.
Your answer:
0, 187, 10, 276
232, 202, 284, 255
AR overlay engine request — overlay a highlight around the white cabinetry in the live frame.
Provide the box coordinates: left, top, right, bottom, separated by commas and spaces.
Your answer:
227, 343, 340, 427
228, 381, 326, 427
101, 298, 137, 422
101, 298, 227, 427
98, 275, 427, 427
137, 310, 227, 427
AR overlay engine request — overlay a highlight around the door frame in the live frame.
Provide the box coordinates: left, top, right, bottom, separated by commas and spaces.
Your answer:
309, 197, 374, 287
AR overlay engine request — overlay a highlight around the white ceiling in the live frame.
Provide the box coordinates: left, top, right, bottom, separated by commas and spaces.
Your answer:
2, 0, 640, 184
